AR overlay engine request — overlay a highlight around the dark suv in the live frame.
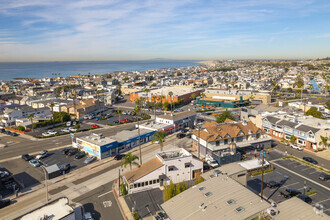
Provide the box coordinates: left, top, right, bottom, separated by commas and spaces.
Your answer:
319, 173, 330, 181
67, 148, 78, 156
280, 189, 301, 198
267, 181, 282, 188
298, 194, 312, 203
176, 133, 186, 139
303, 157, 318, 164
60, 163, 71, 173
0, 199, 11, 209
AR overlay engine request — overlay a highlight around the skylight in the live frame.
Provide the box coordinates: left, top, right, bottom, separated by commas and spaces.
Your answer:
227, 199, 235, 205
204, 192, 212, 197
236, 206, 244, 213
199, 187, 205, 191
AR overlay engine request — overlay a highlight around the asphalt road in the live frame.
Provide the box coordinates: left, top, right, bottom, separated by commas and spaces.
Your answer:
0, 123, 136, 161
72, 179, 123, 220
273, 141, 330, 170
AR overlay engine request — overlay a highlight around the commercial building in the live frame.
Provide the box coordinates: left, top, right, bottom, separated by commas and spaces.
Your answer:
130, 86, 202, 104
161, 172, 270, 220
20, 197, 81, 220
75, 133, 119, 159
122, 148, 203, 194
196, 96, 250, 108
204, 88, 271, 104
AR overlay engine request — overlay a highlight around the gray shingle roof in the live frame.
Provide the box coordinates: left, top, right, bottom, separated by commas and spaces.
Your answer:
295, 124, 319, 134
276, 119, 298, 128
265, 116, 281, 124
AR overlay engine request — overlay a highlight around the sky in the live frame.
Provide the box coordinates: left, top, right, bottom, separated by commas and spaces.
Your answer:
0, 0, 330, 62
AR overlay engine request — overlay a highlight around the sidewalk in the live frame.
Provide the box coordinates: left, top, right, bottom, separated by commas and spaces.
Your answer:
0, 132, 181, 220
113, 180, 132, 220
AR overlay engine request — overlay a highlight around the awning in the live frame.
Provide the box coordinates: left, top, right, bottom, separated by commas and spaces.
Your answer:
164, 126, 175, 131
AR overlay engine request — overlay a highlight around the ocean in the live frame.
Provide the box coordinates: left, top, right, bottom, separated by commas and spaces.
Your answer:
0, 60, 201, 81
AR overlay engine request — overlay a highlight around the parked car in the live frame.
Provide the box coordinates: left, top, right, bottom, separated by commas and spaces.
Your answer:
60, 163, 71, 173
69, 127, 77, 132
114, 120, 119, 124
10, 132, 19, 136
119, 119, 126, 123
35, 150, 48, 160
66, 121, 72, 126
5, 131, 11, 135
181, 128, 189, 133
67, 148, 79, 156
61, 128, 70, 133
84, 212, 94, 220
0, 199, 11, 209
319, 173, 330, 181
88, 115, 95, 120
280, 189, 301, 198
291, 144, 303, 151
267, 181, 282, 188
106, 114, 112, 119
42, 132, 51, 137
75, 151, 86, 159
176, 133, 186, 139
21, 154, 33, 161
95, 117, 101, 121
62, 148, 72, 155
114, 154, 125, 160
0, 171, 10, 179
72, 121, 77, 126
29, 159, 41, 167
83, 115, 90, 120
91, 124, 99, 128
303, 157, 318, 164
206, 159, 219, 168
297, 194, 312, 203
84, 156, 96, 164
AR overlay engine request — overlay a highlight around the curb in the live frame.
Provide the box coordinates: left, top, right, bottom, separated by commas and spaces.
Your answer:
112, 180, 130, 220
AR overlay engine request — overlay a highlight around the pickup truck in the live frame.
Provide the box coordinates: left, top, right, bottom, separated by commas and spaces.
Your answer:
280, 189, 301, 198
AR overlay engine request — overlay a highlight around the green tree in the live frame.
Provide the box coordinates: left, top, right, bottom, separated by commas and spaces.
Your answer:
216, 111, 235, 123
200, 92, 205, 98
163, 181, 175, 202
191, 93, 196, 100
163, 101, 170, 111
175, 181, 188, 195
319, 136, 329, 149
326, 100, 330, 110
193, 176, 205, 185
144, 88, 150, 107
168, 91, 174, 112
121, 153, 139, 170
290, 135, 297, 144
152, 131, 165, 151
28, 113, 35, 131
116, 109, 122, 122
306, 106, 322, 119
16, 126, 25, 131
134, 98, 144, 165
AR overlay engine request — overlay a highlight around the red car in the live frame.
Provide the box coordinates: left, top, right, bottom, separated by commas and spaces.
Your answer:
119, 119, 126, 123
91, 124, 99, 128
123, 118, 130, 122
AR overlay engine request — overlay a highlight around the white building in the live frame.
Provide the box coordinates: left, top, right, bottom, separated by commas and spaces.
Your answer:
122, 148, 203, 194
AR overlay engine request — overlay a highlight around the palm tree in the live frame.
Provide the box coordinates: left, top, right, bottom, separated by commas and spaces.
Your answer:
49, 102, 55, 126
158, 95, 165, 113
319, 136, 329, 149
145, 88, 150, 108
121, 153, 139, 170
152, 131, 165, 151
116, 109, 122, 122
200, 92, 205, 98
151, 96, 157, 121
28, 113, 35, 131
133, 98, 143, 165
168, 91, 173, 113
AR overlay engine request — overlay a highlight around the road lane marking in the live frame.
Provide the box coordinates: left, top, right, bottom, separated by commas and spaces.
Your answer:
98, 191, 112, 198
103, 200, 112, 207
271, 161, 330, 191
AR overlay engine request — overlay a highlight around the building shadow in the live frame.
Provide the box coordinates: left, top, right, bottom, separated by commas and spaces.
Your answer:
83, 203, 101, 220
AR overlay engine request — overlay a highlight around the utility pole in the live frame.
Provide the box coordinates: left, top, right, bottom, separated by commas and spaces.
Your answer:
118, 169, 121, 196
198, 125, 201, 159
261, 150, 265, 200
41, 166, 49, 204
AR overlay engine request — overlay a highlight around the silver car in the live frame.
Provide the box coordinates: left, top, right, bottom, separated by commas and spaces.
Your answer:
84, 156, 96, 164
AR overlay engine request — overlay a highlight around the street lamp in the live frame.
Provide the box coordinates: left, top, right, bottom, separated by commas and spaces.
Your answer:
41, 166, 49, 204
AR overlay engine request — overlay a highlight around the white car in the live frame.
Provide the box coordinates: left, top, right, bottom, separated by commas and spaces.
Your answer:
291, 144, 303, 151
61, 128, 70, 133
69, 127, 77, 132
84, 212, 94, 220
47, 130, 57, 135
83, 115, 90, 120
206, 159, 219, 168
42, 132, 51, 137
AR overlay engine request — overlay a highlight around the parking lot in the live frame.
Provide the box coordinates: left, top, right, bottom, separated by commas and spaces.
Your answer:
0, 147, 92, 196
247, 164, 330, 216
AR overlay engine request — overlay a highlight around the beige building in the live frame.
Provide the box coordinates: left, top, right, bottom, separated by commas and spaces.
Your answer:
61, 98, 101, 119
205, 89, 271, 104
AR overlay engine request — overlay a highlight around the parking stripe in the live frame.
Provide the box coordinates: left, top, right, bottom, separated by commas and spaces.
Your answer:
283, 182, 299, 188
317, 198, 330, 204
309, 170, 321, 175
301, 167, 313, 171
272, 161, 330, 191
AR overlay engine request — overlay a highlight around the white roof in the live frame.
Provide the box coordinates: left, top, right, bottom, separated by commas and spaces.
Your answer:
238, 158, 270, 170
21, 198, 74, 220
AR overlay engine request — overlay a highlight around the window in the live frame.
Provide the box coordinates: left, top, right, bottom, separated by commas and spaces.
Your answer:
145, 181, 148, 186
149, 180, 152, 185
141, 182, 144, 187
157, 179, 159, 183
224, 139, 228, 144
236, 206, 245, 213
134, 184, 137, 188
153, 180, 156, 184
199, 187, 205, 191
227, 199, 235, 205
168, 166, 175, 171
237, 173, 246, 177
137, 183, 141, 187
185, 163, 190, 168
216, 141, 220, 146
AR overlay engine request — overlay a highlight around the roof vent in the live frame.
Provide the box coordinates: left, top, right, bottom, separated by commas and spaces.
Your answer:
204, 192, 212, 197
202, 206, 207, 212
199, 187, 205, 191
199, 203, 204, 208
227, 199, 235, 205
